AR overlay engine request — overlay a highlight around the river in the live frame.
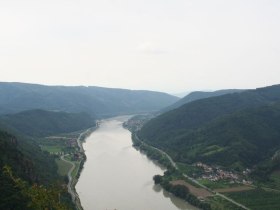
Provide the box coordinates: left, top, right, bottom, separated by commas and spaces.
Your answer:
76, 116, 198, 210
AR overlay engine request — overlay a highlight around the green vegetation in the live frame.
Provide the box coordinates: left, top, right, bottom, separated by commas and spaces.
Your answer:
207, 196, 245, 210
3, 166, 70, 210
153, 171, 211, 210
0, 130, 74, 209
258, 171, 280, 190
137, 84, 280, 209
163, 89, 244, 112
0, 82, 178, 117
42, 145, 63, 153
177, 162, 204, 177
139, 85, 280, 172
0, 109, 95, 137
198, 179, 241, 190
55, 158, 73, 176
71, 161, 81, 178
225, 189, 280, 210
132, 133, 173, 169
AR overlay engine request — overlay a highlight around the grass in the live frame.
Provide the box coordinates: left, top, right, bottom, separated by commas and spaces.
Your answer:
207, 196, 245, 210
41, 145, 63, 153
199, 179, 241, 189
55, 158, 73, 176
256, 171, 280, 191
269, 172, 280, 190
71, 162, 80, 178
202, 145, 225, 156
224, 188, 280, 210
177, 162, 204, 177
260, 170, 280, 190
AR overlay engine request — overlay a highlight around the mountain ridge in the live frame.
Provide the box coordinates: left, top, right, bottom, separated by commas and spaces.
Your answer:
139, 84, 280, 170
0, 82, 179, 117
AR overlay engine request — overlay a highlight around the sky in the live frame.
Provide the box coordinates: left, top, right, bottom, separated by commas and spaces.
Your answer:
0, 0, 280, 94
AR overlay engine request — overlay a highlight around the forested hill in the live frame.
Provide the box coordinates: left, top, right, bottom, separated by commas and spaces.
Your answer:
163, 89, 244, 112
0, 82, 178, 116
0, 109, 96, 137
138, 84, 280, 170
0, 129, 71, 209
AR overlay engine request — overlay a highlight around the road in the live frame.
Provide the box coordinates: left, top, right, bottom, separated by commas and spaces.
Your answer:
77, 124, 99, 153
60, 154, 76, 202
135, 134, 250, 210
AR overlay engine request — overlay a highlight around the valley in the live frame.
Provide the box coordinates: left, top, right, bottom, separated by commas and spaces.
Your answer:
1, 83, 280, 210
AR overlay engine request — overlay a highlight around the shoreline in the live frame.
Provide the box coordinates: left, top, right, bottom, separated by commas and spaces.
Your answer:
131, 132, 250, 210
66, 123, 99, 210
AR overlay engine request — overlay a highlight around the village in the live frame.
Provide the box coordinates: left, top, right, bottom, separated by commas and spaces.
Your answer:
194, 162, 253, 185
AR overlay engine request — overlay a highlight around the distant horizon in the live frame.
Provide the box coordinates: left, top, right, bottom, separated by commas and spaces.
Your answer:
1, 80, 277, 96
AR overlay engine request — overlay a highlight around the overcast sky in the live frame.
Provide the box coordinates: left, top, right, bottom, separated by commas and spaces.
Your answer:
0, 0, 279, 93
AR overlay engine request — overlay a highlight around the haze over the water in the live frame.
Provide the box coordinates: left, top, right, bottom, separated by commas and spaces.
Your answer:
0, 0, 280, 93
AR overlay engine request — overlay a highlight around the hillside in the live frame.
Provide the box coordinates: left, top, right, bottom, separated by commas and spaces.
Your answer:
138, 84, 280, 170
0, 82, 178, 117
0, 129, 73, 209
0, 109, 96, 137
164, 89, 244, 112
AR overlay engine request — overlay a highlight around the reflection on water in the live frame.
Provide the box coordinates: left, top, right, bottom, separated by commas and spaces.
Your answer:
76, 116, 198, 210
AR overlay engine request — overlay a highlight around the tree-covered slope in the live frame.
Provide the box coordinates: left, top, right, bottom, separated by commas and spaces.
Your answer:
0, 82, 178, 116
139, 85, 280, 142
167, 104, 280, 168
164, 89, 244, 112
0, 109, 95, 137
0, 129, 71, 209
138, 84, 280, 169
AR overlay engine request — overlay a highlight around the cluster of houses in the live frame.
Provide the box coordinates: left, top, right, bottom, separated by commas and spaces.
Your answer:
124, 118, 144, 131
67, 138, 78, 147
194, 162, 253, 185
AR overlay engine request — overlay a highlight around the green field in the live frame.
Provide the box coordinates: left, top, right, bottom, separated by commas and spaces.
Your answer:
55, 158, 73, 176
207, 196, 244, 210
198, 179, 241, 189
224, 189, 280, 210
256, 171, 280, 191
41, 145, 63, 153
71, 161, 80, 178
177, 162, 204, 177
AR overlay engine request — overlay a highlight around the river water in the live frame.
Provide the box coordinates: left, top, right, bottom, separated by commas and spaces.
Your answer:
76, 116, 198, 210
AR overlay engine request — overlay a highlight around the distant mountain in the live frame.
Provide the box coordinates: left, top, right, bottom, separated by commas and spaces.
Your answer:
171, 91, 191, 98
0, 109, 95, 137
138, 84, 280, 170
0, 82, 178, 117
164, 89, 244, 112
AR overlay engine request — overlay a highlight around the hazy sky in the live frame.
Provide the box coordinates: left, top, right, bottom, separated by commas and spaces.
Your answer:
0, 0, 280, 93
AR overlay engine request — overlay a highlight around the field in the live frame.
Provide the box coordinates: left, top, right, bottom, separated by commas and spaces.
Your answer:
41, 145, 63, 153
215, 186, 254, 193
177, 162, 204, 177
224, 189, 280, 210
198, 179, 243, 189
71, 161, 81, 178
207, 196, 245, 210
256, 171, 280, 191
171, 180, 213, 198
55, 158, 73, 176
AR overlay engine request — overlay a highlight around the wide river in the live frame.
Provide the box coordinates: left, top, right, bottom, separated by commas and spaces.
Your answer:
76, 116, 198, 210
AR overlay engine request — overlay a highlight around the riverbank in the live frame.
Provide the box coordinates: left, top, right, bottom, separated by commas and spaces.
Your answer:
44, 125, 98, 210
124, 116, 251, 210
76, 116, 198, 210
70, 126, 99, 210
